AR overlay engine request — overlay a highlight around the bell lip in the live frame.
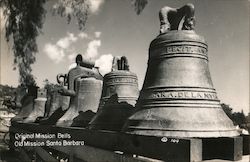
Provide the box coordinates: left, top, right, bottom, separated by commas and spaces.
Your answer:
150, 30, 207, 48
104, 70, 137, 78
124, 129, 240, 138
123, 121, 240, 138
122, 106, 238, 138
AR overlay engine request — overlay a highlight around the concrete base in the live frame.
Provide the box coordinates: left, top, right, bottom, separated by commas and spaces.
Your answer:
202, 136, 243, 161
242, 134, 249, 155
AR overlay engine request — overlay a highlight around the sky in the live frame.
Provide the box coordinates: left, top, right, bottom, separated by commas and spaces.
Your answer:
0, 0, 249, 114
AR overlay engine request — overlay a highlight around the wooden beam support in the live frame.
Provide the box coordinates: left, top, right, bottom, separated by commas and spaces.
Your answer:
10, 122, 202, 162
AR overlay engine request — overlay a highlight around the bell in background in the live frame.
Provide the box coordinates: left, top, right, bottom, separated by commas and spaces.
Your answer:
57, 77, 102, 127
56, 54, 103, 127
39, 85, 70, 125
11, 85, 38, 122
23, 88, 47, 123
100, 56, 138, 107
89, 56, 139, 131
56, 73, 71, 111
123, 4, 238, 137
45, 87, 61, 117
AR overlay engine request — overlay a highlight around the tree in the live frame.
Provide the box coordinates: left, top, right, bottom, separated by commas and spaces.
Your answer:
131, 0, 148, 15
221, 103, 247, 128
43, 78, 56, 94
0, 0, 148, 87
232, 110, 246, 128
0, 0, 46, 87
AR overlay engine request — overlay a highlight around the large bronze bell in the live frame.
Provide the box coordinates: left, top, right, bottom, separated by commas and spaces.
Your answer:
123, 4, 238, 137
89, 56, 139, 131
39, 85, 70, 125
11, 85, 38, 122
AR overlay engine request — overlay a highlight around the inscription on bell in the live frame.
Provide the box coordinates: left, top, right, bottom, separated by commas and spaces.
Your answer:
106, 78, 137, 84
166, 45, 207, 55
147, 91, 218, 100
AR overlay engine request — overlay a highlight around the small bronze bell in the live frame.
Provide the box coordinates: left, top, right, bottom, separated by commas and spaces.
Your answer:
89, 56, 139, 131
39, 85, 70, 125
11, 85, 38, 122
23, 88, 47, 123
56, 54, 103, 127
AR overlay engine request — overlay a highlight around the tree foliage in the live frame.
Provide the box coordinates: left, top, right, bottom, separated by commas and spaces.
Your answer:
0, 0, 46, 87
51, 0, 149, 30
131, 0, 148, 15
221, 103, 247, 128
43, 78, 56, 94
52, 0, 90, 31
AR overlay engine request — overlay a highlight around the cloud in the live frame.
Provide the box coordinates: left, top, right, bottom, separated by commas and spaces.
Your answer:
44, 32, 80, 63
88, 0, 105, 14
94, 31, 101, 38
68, 53, 77, 62
56, 32, 77, 49
85, 39, 101, 58
78, 32, 88, 39
44, 43, 65, 63
44, 31, 103, 64
95, 54, 113, 76
69, 62, 77, 70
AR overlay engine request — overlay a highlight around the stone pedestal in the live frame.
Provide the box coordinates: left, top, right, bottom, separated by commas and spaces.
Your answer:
202, 136, 243, 161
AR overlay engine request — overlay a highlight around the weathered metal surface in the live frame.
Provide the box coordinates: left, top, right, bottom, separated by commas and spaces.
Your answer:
100, 70, 139, 107
67, 65, 102, 91
39, 86, 70, 125
43, 86, 70, 119
159, 3, 195, 33
57, 55, 102, 97
56, 78, 102, 127
55, 54, 103, 127
75, 78, 102, 113
71, 77, 102, 127
89, 56, 139, 131
10, 96, 34, 122
47, 89, 61, 117
123, 4, 238, 138
11, 86, 38, 122
89, 98, 135, 131
23, 89, 47, 123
